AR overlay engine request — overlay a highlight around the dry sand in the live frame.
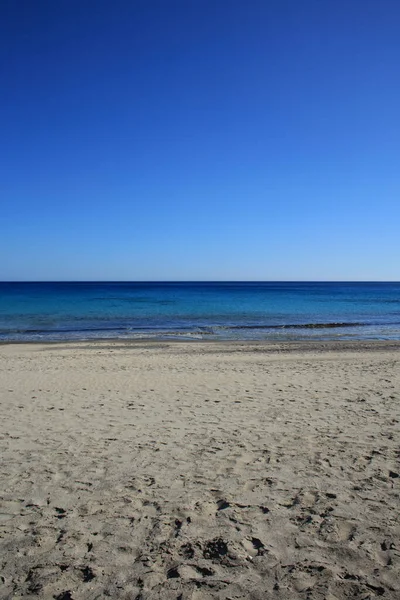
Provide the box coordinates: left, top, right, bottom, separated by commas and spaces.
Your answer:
0, 341, 399, 600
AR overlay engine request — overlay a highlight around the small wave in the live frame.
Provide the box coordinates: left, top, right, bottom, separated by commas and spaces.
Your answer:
221, 321, 366, 330
0, 326, 131, 335
2, 320, 400, 342
0, 321, 386, 336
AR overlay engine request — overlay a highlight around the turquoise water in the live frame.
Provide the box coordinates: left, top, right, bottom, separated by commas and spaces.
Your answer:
0, 282, 400, 342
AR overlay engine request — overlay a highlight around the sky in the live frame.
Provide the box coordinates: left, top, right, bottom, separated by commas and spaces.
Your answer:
1, 0, 399, 281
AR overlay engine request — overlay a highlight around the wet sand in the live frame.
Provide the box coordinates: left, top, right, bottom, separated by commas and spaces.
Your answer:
1, 341, 399, 599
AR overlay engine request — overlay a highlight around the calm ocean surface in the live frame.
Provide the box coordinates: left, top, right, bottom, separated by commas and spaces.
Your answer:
0, 282, 400, 342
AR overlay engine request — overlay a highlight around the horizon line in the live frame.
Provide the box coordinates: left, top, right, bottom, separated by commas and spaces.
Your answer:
1, 280, 399, 284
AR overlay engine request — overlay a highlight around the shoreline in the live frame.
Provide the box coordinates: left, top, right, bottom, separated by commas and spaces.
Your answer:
2, 338, 400, 354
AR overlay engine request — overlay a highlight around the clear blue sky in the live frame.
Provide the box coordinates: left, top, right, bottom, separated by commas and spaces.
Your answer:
1, 0, 399, 281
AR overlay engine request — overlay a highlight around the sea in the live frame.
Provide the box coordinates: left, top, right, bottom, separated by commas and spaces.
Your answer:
0, 282, 399, 343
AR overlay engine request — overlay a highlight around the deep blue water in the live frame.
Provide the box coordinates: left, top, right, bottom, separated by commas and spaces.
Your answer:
0, 282, 400, 342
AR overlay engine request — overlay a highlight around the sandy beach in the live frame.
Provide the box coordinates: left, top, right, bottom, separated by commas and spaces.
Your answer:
0, 341, 399, 600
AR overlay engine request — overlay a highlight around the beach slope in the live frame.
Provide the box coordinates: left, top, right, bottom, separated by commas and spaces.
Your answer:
0, 342, 399, 599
